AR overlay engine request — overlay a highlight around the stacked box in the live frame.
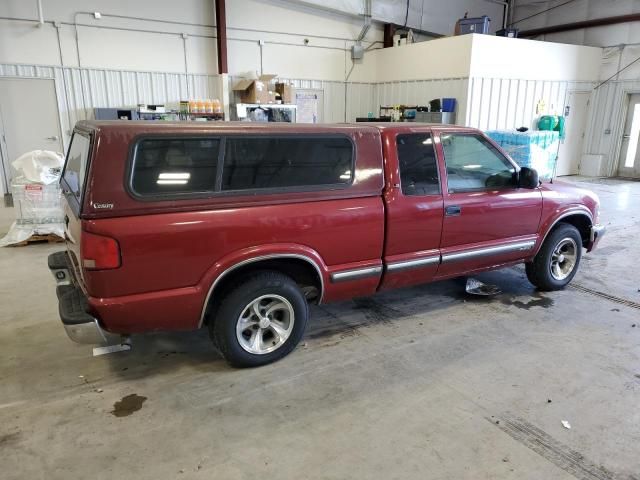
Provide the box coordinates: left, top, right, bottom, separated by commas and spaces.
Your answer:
486, 130, 559, 178
11, 180, 64, 225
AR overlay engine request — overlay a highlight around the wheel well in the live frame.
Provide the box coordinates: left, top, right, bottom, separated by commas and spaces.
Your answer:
202, 258, 322, 325
556, 215, 592, 247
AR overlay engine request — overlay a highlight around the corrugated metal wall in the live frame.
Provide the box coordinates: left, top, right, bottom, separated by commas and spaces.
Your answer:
0, 63, 224, 149
585, 79, 640, 176
466, 77, 594, 131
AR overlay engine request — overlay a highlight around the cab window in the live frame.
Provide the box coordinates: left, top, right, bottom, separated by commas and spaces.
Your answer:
441, 134, 516, 193
396, 133, 440, 195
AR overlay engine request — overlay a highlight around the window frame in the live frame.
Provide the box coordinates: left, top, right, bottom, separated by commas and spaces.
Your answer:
127, 135, 224, 201
395, 132, 441, 197
126, 133, 356, 201
60, 130, 93, 215
220, 134, 356, 195
439, 132, 519, 194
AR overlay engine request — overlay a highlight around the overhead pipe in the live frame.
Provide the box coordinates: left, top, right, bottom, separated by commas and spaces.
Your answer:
520, 13, 640, 37
36, 0, 44, 26
356, 0, 372, 43
486, 0, 509, 30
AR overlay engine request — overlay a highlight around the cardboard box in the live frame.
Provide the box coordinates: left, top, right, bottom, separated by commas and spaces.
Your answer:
232, 74, 278, 104
275, 83, 296, 104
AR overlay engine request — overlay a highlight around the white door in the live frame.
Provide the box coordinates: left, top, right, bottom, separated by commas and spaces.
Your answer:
0, 78, 64, 189
555, 91, 589, 176
618, 94, 640, 178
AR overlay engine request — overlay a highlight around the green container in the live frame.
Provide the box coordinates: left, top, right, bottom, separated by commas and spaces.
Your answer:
538, 115, 565, 139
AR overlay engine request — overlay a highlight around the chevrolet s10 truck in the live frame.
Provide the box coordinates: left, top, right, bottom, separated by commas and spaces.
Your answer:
49, 121, 604, 367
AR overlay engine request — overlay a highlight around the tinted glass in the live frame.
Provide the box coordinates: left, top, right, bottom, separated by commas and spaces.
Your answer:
132, 138, 220, 195
222, 136, 353, 191
62, 133, 90, 200
397, 133, 440, 195
441, 134, 516, 192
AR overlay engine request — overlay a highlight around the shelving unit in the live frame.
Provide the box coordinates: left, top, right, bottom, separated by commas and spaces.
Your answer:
234, 103, 297, 122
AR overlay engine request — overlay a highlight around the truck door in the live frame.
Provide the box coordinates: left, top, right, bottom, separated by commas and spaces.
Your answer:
434, 130, 543, 279
379, 129, 444, 290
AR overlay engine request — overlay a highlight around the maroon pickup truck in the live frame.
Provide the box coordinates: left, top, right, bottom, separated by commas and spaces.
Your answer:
49, 121, 604, 367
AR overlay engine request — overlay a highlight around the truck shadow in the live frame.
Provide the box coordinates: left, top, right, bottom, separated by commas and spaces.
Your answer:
103, 266, 542, 378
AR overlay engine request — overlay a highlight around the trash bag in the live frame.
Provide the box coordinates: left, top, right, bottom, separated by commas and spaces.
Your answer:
11, 150, 64, 185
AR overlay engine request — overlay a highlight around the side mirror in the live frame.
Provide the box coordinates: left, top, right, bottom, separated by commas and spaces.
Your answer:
518, 167, 539, 189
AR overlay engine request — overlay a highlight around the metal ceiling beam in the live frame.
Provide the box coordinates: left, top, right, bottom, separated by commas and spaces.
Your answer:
215, 0, 228, 74
520, 13, 640, 37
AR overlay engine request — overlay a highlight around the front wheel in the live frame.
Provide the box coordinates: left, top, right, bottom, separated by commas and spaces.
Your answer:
210, 271, 309, 367
526, 223, 583, 291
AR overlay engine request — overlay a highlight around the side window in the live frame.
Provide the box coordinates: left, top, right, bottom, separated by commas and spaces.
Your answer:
397, 133, 440, 195
131, 138, 220, 195
441, 134, 516, 193
62, 133, 91, 201
222, 136, 353, 191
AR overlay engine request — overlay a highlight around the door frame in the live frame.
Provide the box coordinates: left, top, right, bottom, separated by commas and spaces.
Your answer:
0, 76, 65, 190
557, 90, 589, 176
0, 103, 10, 197
610, 89, 640, 176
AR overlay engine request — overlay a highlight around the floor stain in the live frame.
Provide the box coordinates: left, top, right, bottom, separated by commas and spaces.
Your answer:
501, 293, 553, 310
111, 394, 147, 418
0, 431, 21, 446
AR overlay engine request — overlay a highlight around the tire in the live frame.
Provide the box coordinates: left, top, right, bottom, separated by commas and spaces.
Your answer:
210, 271, 309, 368
526, 223, 583, 291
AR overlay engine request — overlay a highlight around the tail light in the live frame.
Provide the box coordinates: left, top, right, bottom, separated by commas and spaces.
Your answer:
81, 231, 121, 270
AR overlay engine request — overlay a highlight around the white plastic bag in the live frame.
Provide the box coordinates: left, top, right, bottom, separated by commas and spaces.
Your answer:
12, 150, 64, 185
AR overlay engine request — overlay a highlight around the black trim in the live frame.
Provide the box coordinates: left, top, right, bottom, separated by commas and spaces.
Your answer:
395, 131, 442, 197
60, 131, 93, 217
126, 134, 222, 201
125, 133, 356, 202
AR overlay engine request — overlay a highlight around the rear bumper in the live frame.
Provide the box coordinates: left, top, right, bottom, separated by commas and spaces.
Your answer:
48, 252, 120, 344
587, 223, 605, 252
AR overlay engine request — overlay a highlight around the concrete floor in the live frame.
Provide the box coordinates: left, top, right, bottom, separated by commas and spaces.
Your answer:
1, 177, 639, 480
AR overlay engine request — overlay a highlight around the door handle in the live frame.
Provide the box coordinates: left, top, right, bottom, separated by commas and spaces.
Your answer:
445, 205, 461, 216
46, 136, 59, 141
622, 134, 630, 139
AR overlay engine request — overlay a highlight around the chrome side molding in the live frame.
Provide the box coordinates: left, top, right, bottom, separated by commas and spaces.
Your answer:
442, 240, 536, 264
330, 266, 383, 283
386, 255, 440, 272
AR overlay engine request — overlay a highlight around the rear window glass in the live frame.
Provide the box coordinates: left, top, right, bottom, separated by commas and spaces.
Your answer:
131, 138, 220, 195
222, 136, 353, 191
62, 133, 90, 200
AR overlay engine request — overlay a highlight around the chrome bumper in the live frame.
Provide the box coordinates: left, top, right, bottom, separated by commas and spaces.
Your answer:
48, 251, 120, 345
63, 319, 120, 344
587, 223, 606, 251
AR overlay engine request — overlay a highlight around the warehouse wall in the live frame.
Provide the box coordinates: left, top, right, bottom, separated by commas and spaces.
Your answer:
511, 0, 640, 175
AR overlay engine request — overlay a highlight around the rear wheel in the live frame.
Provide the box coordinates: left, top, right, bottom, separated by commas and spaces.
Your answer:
526, 223, 582, 291
210, 271, 308, 367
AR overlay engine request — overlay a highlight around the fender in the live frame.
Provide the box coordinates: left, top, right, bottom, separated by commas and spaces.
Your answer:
197, 243, 329, 327
533, 205, 594, 256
